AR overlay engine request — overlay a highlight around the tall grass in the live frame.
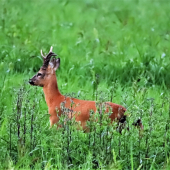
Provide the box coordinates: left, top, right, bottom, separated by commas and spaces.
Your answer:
0, 0, 170, 169
0, 82, 170, 169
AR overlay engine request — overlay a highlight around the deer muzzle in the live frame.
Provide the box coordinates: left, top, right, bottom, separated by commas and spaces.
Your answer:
29, 79, 35, 85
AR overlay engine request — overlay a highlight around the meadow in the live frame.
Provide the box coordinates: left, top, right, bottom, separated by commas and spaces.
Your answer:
0, 0, 170, 169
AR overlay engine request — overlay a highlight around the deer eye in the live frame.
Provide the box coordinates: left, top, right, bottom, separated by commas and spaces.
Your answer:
37, 73, 42, 77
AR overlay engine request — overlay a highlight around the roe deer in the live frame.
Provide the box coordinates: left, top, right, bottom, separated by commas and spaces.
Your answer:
29, 46, 142, 131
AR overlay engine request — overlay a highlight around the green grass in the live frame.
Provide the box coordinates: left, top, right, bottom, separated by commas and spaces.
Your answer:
0, 0, 170, 169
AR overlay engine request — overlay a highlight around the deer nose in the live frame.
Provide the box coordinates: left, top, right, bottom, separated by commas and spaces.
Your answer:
29, 79, 34, 85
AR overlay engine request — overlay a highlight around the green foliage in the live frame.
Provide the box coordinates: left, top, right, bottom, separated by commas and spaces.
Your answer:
0, 84, 170, 169
0, 0, 170, 169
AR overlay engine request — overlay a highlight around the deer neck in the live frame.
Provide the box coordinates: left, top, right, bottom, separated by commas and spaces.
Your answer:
43, 75, 62, 107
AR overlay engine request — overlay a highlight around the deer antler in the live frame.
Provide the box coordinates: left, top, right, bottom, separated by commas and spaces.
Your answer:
40, 49, 45, 58
49, 46, 53, 53
40, 46, 54, 58
41, 46, 57, 69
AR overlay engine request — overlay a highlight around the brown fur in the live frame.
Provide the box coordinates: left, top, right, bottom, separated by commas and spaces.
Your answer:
29, 47, 126, 130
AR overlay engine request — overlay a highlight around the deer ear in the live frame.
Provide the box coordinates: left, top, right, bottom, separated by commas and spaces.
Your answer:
49, 58, 60, 71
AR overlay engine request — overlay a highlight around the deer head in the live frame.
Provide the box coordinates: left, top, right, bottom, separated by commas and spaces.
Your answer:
29, 46, 60, 87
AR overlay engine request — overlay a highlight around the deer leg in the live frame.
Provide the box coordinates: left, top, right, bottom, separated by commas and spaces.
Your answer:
117, 115, 128, 134
50, 115, 59, 127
